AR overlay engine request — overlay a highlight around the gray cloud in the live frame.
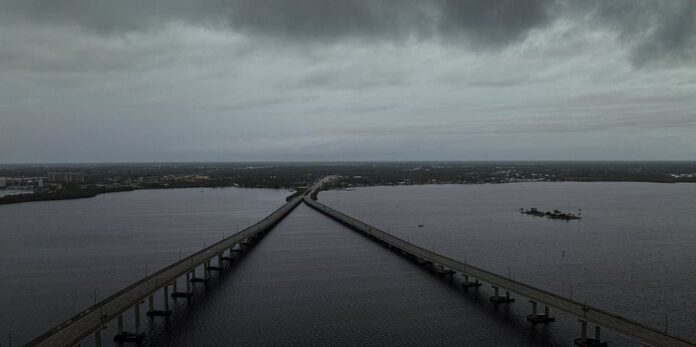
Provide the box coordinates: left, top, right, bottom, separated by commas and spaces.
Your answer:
568, 0, 696, 66
3, 0, 695, 63
4, 0, 695, 65
0, 0, 695, 162
1, 0, 554, 47
438, 0, 553, 47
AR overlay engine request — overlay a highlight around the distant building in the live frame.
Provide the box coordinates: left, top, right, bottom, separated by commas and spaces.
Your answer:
47, 172, 86, 183
0, 177, 5, 188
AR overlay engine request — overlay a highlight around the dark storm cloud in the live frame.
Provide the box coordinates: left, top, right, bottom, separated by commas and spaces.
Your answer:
5, 0, 695, 62
1, 0, 696, 162
568, 0, 696, 66
438, 0, 553, 47
4, 0, 694, 64
1, 0, 553, 47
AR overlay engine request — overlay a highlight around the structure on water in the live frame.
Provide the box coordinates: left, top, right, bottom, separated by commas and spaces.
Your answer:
521, 207, 581, 220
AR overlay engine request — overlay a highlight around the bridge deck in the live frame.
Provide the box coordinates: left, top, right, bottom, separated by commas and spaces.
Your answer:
25, 194, 304, 347
304, 196, 696, 347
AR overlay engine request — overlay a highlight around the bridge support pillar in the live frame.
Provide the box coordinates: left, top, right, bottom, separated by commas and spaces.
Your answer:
114, 306, 146, 342
148, 295, 154, 314
490, 286, 514, 304
117, 315, 123, 334
574, 320, 607, 346
147, 286, 171, 317
461, 275, 482, 289
189, 267, 208, 284
134, 303, 141, 331
95, 329, 102, 347
172, 275, 194, 299
163, 285, 170, 311
527, 300, 555, 323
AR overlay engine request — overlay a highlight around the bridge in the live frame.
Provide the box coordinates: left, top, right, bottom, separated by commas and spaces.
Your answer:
24, 193, 308, 347
304, 193, 696, 347
25, 177, 696, 347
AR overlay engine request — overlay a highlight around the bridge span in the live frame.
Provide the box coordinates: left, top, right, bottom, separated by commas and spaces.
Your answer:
304, 194, 696, 347
25, 192, 307, 347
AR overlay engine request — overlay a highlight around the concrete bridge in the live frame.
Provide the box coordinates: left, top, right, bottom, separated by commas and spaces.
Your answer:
25, 193, 307, 347
24, 177, 696, 346
304, 193, 696, 347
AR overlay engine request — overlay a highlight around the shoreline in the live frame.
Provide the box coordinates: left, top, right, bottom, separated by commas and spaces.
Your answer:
0, 185, 294, 207
2, 178, 693, 207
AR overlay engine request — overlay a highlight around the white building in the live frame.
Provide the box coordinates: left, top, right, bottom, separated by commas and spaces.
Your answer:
0, 177, 6, 188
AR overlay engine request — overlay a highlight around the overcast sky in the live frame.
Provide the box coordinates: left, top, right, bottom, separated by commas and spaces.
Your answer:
1, 0, 695, 162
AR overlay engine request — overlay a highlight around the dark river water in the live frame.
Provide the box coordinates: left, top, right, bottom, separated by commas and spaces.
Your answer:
0, 187, 287, 345
1, 182, 694, 346
322, 182, 696, 345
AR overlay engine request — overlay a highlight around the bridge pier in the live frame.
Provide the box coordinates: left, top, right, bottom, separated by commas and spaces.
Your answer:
490, 285, 514, 304
95, 329, 102, 347
147, 285, 172, 317
190, 266, 208, 283
164, 284, 170, 311
206, 258, 222, 272
172, 274, 194, 299
461, 275, 482, 288
574, 319, 607, 346
231, 246, 244, 254
113, 311, 145, 343
416, 258, 432, 267
134, 302, 141, 331
527, 300, 555, 323
222, 248, 234, 262
434, 265, 456, 278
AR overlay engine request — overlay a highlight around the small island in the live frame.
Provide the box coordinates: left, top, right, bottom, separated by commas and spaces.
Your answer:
520, 208, 581, 221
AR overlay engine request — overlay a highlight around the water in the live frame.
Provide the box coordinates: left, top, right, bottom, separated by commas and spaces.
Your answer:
3, 182, 694, 346
0, 187, 288, 344
322, 182, 696, 342
145, 204, 558, 346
